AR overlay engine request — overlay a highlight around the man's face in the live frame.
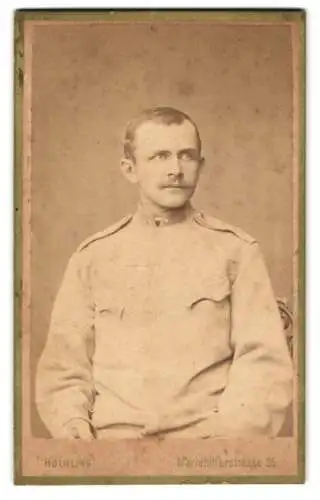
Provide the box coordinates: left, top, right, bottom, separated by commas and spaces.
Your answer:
123, 120, 204, 210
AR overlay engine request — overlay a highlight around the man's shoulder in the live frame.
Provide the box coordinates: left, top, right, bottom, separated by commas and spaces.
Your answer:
76, 214, 133, 253
193, 211, 256, 245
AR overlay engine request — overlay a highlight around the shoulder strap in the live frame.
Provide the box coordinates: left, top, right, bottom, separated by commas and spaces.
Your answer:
193, 212, 256, 244
77, 214, 133, 252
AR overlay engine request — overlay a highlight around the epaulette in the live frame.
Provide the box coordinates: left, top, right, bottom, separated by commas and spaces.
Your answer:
193, 211, 256, 244
76, 214, 133, 252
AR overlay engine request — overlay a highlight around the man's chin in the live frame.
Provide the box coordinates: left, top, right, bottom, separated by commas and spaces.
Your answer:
157, 199, 190, 210
156, 189, 193, 209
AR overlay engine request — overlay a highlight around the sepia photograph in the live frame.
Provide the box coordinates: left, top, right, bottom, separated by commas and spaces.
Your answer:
14, 9, 305, 484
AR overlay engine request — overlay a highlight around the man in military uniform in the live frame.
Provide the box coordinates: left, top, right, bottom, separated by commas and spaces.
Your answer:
36, 106, 293, 440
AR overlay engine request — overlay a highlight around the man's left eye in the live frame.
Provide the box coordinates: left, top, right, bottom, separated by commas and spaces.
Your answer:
179, 153, 195, 161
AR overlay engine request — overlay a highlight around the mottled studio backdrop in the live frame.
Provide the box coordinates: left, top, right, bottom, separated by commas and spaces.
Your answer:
30, 22, 293, 436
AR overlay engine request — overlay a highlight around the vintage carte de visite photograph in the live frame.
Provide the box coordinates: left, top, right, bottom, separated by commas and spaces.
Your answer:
14, 9, 305, 484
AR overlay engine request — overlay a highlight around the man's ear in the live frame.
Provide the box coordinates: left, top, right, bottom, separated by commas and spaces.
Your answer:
199, 156, 205, 174
120, 158, 138, 184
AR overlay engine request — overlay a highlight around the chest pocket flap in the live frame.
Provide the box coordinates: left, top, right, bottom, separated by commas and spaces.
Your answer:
187, 277, 230, 309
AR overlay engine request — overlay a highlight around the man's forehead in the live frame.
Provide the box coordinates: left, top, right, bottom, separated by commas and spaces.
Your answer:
134, 120, 198, 151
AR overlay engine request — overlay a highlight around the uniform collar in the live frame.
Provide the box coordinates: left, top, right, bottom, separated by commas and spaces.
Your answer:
134, 202, 195, 227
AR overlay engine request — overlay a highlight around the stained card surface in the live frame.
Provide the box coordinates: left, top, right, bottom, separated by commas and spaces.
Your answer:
14, 9, 305, 484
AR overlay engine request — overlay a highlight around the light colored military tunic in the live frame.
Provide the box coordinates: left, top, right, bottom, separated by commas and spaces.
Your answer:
36, 207, 293, 438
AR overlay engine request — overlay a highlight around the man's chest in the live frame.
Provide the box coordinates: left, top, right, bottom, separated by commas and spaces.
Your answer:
90, 233, 231, 328
89, 231, 233, 369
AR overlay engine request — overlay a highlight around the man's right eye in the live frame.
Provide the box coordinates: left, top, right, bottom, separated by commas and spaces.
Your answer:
151, 151, 170, 161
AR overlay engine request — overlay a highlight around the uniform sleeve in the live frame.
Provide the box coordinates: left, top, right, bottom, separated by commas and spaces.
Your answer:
35, 251, 96, 438
217, 241, 293, 436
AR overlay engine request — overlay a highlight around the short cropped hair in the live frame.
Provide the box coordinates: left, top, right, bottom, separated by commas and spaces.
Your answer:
123, 106, 202, 161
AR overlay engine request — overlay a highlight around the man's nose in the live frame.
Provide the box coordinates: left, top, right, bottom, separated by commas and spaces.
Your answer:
167, 155, 183, 176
